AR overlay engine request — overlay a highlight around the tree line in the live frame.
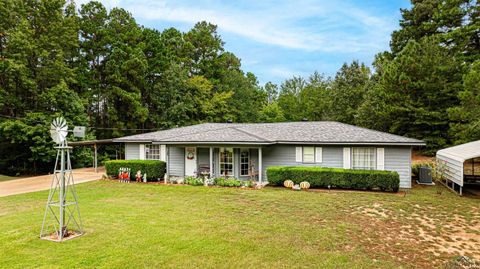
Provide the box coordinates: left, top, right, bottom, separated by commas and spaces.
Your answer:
266, 0, 479, 154
0, 0, 478, 175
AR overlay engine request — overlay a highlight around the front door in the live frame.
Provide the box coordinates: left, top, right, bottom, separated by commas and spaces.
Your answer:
185, 147, 197, 176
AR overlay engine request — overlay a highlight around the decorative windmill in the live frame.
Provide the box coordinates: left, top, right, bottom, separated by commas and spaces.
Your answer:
40, 117, 85, 242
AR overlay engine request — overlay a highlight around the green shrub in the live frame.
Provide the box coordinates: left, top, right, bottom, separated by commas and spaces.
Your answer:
213, 178, 251, 188
105, 160, 166, 182
266, 166, 400, 192
412, 161, 434, 177
184, 176, 204, 186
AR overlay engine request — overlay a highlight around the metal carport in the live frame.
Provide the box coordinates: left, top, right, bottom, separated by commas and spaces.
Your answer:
69, 139, 116, 173
436, 140, 480, 195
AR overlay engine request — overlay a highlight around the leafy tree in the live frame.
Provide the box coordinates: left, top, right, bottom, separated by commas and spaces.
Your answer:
263, 82, 279, 103
78, 1, 109, 123
101, 7, 148, 137
357, 38, 463, 153
391, 0, 479, 62
184, 21, 224, 76
328, 61, 370, 124
277, 76, 307, 121
258, 102, 286, 122
448, 60, 480, 144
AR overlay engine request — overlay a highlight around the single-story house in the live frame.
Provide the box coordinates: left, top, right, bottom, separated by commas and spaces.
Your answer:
436, 140, 480, 195
113, 121, 425, 188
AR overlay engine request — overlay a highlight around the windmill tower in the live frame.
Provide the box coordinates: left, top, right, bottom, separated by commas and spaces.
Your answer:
40, 117, 85, 242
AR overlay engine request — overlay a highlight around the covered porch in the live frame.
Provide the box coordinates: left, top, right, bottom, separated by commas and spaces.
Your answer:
164, 145, 264, 184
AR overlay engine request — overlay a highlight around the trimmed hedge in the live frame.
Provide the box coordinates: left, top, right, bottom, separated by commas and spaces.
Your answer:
105, 160, 166, 182
266, 166, 400, 192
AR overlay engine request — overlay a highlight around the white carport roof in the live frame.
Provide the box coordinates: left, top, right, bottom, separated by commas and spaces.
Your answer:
437, 140, 480, 162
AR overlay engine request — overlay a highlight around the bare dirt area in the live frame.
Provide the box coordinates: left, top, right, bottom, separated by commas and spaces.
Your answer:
345, 185, 480, 268
412, 151, 435, 163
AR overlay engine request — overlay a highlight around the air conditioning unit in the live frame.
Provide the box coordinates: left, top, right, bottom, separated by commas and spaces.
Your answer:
418, 167, 432, 184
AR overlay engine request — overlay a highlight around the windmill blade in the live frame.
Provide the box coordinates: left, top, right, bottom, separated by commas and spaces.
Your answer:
50, 117, 68, 144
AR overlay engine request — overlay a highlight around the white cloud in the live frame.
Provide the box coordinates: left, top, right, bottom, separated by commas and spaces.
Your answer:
91, 0, 398, 53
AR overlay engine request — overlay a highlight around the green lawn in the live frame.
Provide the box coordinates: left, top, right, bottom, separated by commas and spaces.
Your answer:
0, 174, 19, 182
0, 181, 479, 269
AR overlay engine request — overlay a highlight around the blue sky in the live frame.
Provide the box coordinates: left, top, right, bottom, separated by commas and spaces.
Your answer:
79, 0, 411, 85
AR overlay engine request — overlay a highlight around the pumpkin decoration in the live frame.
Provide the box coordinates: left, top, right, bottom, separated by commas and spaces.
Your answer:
283, 180, 294, 188
300, 181, 310, 190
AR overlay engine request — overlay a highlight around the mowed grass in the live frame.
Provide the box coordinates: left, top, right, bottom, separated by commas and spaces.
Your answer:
0, 174, 19, 182
0, 181, 479, 269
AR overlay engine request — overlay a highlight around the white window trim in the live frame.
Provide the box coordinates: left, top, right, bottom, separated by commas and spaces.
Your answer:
376, 148, 385, 170
315, 147, 323, 163
139, 144, 145, 160
295, 147, 303, 162
343, 147, 351, 169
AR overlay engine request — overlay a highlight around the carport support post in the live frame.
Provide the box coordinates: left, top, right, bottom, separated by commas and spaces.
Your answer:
94, 143, 98, 173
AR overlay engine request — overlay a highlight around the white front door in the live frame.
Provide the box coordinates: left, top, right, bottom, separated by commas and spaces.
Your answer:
185, 147, 197, 176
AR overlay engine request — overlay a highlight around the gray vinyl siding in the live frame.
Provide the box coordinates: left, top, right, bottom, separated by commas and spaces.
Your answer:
436, 154, 464, 186
262, 145, 413, 188
168, 146, 184, 177
321, 147, 344, 168
160, 144, 413, 188
384, 147, 412, 188
262, 145, 344, 180
125, 143, 140, 160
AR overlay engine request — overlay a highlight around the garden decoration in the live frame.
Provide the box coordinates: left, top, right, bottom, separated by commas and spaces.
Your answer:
204, 178, 214, 186
143, 173, 147, 183
292, 184, 301, 191
41, 117, 85, 242
119, 168, 131, 182
284, 180, 294, 188
135, 170, 142, 182
300, 181, 310, 190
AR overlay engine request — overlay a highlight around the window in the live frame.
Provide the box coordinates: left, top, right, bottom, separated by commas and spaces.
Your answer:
352, 147, 376, 170
240, 149, 249, 176
145, 144, 161, 160
303, 147, 315, 163
220, 148, 234, 176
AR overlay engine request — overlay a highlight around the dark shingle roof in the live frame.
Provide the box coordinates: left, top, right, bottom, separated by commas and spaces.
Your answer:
113, 122, 425, 146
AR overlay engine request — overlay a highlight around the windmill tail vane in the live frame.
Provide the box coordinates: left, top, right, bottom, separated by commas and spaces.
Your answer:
40, 117, 85, 242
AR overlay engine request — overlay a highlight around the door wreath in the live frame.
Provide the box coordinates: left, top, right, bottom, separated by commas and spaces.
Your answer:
186, 148, 195, 160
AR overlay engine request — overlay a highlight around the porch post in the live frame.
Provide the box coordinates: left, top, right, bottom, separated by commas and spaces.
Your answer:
258, 147, 263, 185
165, 146, 170, 183
209, 147, 213, 178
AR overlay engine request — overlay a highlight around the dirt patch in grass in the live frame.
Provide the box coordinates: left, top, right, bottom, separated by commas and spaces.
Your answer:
348, 196, 480, 268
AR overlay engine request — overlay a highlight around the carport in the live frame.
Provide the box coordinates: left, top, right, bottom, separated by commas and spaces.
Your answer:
69, 139, 116, 173
436, 140, 480, 195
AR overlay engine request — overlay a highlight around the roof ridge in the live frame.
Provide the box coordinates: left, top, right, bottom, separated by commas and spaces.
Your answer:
157, 124, 234, 141
231, 126, 271, 142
